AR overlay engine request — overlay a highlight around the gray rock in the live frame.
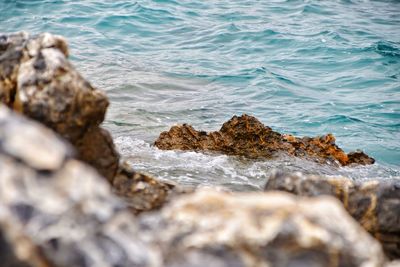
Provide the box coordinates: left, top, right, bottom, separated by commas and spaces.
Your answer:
0, 105, 157, 267
386, 261, 400, 267
139, 189, 386, 267
0, 32, 119, 181
264, 171, 400, 259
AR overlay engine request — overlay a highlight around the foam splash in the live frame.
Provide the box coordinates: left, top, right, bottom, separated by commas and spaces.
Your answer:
115, 136, 400, 191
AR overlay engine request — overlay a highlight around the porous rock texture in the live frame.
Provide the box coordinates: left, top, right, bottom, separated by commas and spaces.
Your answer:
0, 32, 119, 181
0, 105, 157, 267
264, 171, 400, 259
139, 189, 386, 267
155, 114, 375, 166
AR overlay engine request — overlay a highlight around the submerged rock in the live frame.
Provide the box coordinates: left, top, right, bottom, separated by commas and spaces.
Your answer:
264, 171, 400, 259
155, 114, 374, 166
139, 189, 386, 267
0, 32, 119, 180
0, 105, 157, 267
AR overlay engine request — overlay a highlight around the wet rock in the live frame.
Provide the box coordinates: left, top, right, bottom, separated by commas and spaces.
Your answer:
155, 114, 374, 166
0, 105, 157, 267
139, 189, 386, 267
264, 171, 400, 259
113, 162, 185, 214
0, 32, 119, 180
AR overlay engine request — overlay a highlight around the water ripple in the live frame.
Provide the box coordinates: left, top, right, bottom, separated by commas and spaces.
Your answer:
1, 0, 399, 188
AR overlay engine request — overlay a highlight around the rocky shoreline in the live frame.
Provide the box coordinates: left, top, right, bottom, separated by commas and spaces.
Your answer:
1, 32, 399, 267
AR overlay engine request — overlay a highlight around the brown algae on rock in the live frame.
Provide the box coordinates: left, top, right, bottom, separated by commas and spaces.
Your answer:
155, 114, 374, 166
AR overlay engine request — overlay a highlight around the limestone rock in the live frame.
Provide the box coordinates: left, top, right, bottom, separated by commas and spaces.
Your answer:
155, 114, 374, 166
264, 171, 400, 259
139, 189, 386, 267
0, 32, 119, 180
0, 105, 157, 267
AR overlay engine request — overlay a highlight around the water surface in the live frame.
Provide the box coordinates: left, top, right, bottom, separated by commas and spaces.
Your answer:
1, 0, 399, 189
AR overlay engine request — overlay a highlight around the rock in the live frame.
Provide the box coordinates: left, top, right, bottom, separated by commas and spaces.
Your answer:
75, 126, 120, 183
155, 114, 374, 166
0, 32, 119, 181
0, 106, 390, 266
139, 189, 386, 267
113, 162, 184, 214
0, 228, 47, 267
264, 171, 400, 259
386, 261, 400, 267
0, 105, 157, 267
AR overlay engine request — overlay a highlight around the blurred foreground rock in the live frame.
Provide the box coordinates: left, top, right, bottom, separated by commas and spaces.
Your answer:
0, 32, 119, 180
139, 189, 386, 267
113, 162, 189, 214
264, 171, 400, 259
386, 261, 400, 267
0, 106, 388, 266
0, 105, 156, 267
155, 114, 374, 166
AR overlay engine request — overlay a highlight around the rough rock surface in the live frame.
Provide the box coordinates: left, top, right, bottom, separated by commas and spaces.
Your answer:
264, 171, 400, 259
0, 32, 119, 180
139, 189, 386, 267
0, 105, 156, 267
0, 107, 390, 266
155, 114, 374, 166
113, 162, 183, 214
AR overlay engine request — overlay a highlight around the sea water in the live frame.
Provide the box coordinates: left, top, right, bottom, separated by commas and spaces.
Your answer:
1, 0, 399, 190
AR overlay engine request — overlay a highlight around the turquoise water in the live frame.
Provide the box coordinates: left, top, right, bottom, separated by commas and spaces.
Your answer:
1, 0, 399, 189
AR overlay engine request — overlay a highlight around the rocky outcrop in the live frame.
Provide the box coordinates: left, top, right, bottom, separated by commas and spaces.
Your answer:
155, 114, 374, 166
0, 107, 390, 266
0, 32, 119, 181
264, 171, 400, 259
0, 105, 157, 267
139, 189, 386, 267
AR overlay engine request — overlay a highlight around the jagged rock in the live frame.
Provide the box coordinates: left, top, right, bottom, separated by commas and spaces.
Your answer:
0, 32, 119, 180
113, 162, 185, 214
155, 114, 374, 166
264, 171, 400, 259
0, 105, 157, 267
139, 189, 386, 267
